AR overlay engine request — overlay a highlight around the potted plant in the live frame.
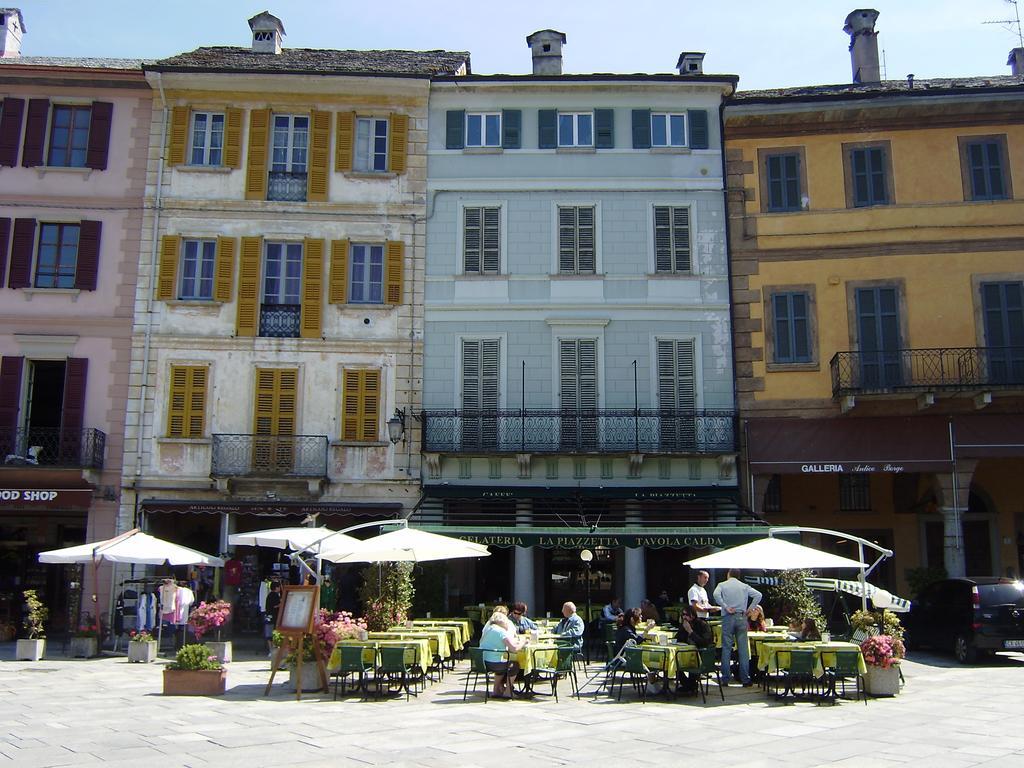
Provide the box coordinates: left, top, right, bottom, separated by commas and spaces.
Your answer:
850, 608, 904, 640
276, 610, 368, 692
187, 600, 232, 663
162, 643, 226, 696
860, 634, 905, 696
16, 589, 47, 661
127, 630, 158, 663
70, 613, 101, 658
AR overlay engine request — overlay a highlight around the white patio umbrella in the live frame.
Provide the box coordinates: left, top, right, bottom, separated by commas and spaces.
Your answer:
39, 528, 224, 567
228, 526, 360, 553
318, 526, 490, 564
684, 537, 867, 571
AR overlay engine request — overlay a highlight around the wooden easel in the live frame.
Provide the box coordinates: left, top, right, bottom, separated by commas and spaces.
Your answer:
264, 585, 328, 700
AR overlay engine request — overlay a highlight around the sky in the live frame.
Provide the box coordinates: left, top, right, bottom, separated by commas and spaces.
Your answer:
15, 0, 1024, 90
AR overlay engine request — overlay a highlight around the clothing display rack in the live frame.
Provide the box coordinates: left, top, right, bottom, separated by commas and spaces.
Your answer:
112, 578, 193, 654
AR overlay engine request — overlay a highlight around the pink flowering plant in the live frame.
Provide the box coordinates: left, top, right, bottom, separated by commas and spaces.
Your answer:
274, 609, 368, 665
128, 629, 155, 643
74, 613, 101, 638
860, 634, 905, 668
187, 600, 232, 641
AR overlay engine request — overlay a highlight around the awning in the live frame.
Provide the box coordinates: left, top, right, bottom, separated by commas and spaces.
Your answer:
746, 417, 954, 474
141, 499, 405, 517
953, 414, 1024, 459
413, 525, 771, 549
748, 575, 911, 613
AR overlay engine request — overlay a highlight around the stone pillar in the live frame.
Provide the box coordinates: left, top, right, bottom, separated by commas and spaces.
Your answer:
750, 474, 774, 519
937, 460, 978, 579
513, 500, 535, 610
624, 502, 646, 608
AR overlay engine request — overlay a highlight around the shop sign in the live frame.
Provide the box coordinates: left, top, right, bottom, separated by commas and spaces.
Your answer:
799, 464, 906, 473
0, 489, 93, 510
451, 529, 764, 549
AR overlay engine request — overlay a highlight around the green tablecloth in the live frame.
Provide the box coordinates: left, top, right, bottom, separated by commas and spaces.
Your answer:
372, 630, 451, 660
328, 639, 432, 673
757, 641, 868, 676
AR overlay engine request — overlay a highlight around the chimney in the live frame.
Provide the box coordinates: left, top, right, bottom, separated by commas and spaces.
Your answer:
1010, 48, 1024, 76
0, 8, 25, 58
676, 52, 706, 75
248, 10, 285, 55
526, 30, 566, 75
844, 8, 880, 84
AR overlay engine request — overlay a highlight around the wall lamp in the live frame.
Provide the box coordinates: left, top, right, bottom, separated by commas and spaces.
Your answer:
387, 408, 407, 444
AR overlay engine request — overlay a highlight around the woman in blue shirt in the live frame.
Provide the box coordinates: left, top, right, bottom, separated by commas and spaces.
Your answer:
479, 611, 526, 698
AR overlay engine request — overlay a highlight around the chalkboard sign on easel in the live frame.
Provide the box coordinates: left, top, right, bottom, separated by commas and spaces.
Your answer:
264, 585, 328, 700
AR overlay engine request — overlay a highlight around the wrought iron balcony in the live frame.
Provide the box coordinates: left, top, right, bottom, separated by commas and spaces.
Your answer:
211, 434, 328, 478
421, 409, 737, 455
259, 304, 301, 338
0, 427, 105, 470
831, 347, 1024, 397
267, 171, 307, 202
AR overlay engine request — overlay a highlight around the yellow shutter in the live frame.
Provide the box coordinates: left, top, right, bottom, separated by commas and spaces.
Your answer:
253, 368, 298, 436
335, 111, 354, 172
245, 108, 270, 200
236, 236, 262, 337
157, 235, 180, 300
300, 238, 324, 339
385, 240, 404, 305
276, 369, 297, 436
168, 365, 207, 438
214, 236, 235, 303
168, 106, 190, 167
361, 370, 380, 442
329, 239, 349, 304
388, 113, 409, 174
307, 110, 331, 202
341, 369, 381, 442
168, 366, 188, 437
341, 369, 361, 441
187, 367, 207, 438
223, 107, 244, 168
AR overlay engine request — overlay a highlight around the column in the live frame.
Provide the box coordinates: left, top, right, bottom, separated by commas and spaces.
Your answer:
937, 461, 977, 579
513, 499, 535, 610
624, 501, 646, 608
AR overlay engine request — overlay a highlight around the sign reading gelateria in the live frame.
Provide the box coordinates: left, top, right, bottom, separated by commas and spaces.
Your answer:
0, 489, 94, 510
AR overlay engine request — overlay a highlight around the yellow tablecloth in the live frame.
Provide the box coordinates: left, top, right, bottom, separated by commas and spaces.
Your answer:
372, 630, 451, 660
757, 641, 868, 676
411, 620, 472, 647
328, 639, 432, 673
514, 644, 560, 676
628, 643, 701, 680
408, 624, 461, 652
710, 624, 753, 656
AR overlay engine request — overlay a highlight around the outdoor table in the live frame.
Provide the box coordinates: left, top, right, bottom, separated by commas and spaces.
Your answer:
405, 624, 461, 652
710, 623, 753, 656
328, 638, 432, 674
370, 630, 451, 660
514, 643, 560, 676
757, 641, 867, 677
411, 619, 472, 647
641, 629, 674, 645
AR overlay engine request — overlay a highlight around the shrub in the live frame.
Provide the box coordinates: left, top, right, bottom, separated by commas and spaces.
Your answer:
169, 643, 222, 671
763, 569, 824, 629
850, 608, 904, 641
22, 589, 47, 640
359, 562, 414, 631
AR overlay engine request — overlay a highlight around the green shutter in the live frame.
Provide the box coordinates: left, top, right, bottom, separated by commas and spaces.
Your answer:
688, 109, 709, 149
445, 110, 465, 149
501, 109, 521, 149
538, 109, 557, 149
594, 109, 614, 148
632, 109, 651, 149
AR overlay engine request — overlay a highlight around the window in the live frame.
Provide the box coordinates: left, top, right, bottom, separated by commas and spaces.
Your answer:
349, 244, 384, 304
463, 206, 500, 274
559, 338, 598, 449
839, 474, 871, 511
179, 239, 216, 300
466, 112, 501, 148
771, 291, 812, 364
764, 475, 782, 514
271, 115, 307, 173
167, 365, 207, 438
341, 369, 381, 442
558, 112, 593, 147
461, 339, 500, 449
189, 112, 224, 166
653, 206, 691, 274
657, 338, 697, 449
765, 153, 802, 212
47, 105, 91, 167
35, 223, 80, 288
844, 142, 891, 207
263, 242, 302, 305
960, 136, 1010, 201
355, 117, 388, 172
557, 206, 596, 274
980, 281, 1024, 383
651, 113, 685, 147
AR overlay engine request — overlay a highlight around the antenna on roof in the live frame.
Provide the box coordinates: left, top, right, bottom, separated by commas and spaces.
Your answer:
983, 0, 1024, 49
881, 47, 887, 80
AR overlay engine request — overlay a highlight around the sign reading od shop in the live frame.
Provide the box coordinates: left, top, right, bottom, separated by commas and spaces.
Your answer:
0, 489, 94, 510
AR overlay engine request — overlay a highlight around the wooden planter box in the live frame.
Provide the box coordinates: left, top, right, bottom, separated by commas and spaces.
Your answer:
162, 668, 227, 696
206, 641, 232, 664
128, 640, 158, 663
70, 637, 98, 658
864, 663, 900, 696
15, 639, 45, 661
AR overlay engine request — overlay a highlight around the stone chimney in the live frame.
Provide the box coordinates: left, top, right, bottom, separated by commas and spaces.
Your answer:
844, 8, 880, 84
248, 11, 285, 55
526, 30, 566, 75
1009, 48, 1024, 76
0, 8, 25, 58
676, 52, 706, 75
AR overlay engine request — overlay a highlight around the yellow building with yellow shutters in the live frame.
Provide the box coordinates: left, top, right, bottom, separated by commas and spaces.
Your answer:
723, 11, 1024, 604
119, 12, 469, 598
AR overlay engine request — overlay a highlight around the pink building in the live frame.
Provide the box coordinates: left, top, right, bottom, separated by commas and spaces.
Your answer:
0, 9, 150, 635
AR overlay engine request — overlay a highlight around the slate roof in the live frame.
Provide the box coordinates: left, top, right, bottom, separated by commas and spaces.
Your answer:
733, 75, 1024, 103
147, 46, 470, 77
0, 56, 148, 69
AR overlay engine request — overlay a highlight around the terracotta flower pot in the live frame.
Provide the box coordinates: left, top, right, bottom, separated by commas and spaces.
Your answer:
128, 640, 158, 663
16, 638, 45, 661
864, 663, 900, 696
162, 668, 227, 696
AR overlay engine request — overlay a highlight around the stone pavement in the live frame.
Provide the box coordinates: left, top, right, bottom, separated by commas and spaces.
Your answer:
1, 644, 1023, 768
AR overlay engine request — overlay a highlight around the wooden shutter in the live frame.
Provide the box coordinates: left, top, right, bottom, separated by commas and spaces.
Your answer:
223, 107, 243, 168
558, 206, 576, 274
385, 240, 403, 305
22, 99, 48, 167
329, 239, 349, 304
577, 207, 595, 273
538, 109, 557, 149
60, 358, 88, 462
388, 113, 408, 174
463, 207, 502, 275
85, 101, 113, 170
168, 365, 207, 438
559, 338, 598, 451
244, 108, 270, 200
253, 368, 297, 437
0, 356, 23, 434
657, 339, 696, 448
461, 339, 500, 412
501, 109, 521, 149
445, 110, 465, 150
687, 109, 709, 149
341, 369, 380, 442
167, 105, 191, 167
307, 110, 331, 202
157, 235, 180, 300
594, 109, 614, 148
300, 238, 324, 339
559, 340, 580, 410
463, 207, 481, 273
654, 206, 689, 273
214, 236, 235, 302
672, 207, 691, 273
631, 109, 651, 149
335, 111, 354, 171
8, 218, 35, 289
74, 220, 101, 290
236, 236, 262, 337
0, 97, 25, 166
558, 206, 594, 274
0, 218, 10, 285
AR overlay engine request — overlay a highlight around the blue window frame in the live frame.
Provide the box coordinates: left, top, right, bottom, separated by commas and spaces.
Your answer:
35, 223, 80, 288
47, 105, 90, 167
349, 244, 384, 304
263, 242, 303, 304
180, 239, 216, 300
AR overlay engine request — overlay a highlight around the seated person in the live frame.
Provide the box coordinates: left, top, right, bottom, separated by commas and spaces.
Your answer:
747, 604, 768, 632
613, 608, 644, 657
800, 617, 821, 641
509, 601, 538, 633
553, 601, 585, 653
639, 598, 660, 623
676, 606, 714, 648
481, 604, 509, 633
601, 597, 624, 624
479, 611, 526, 698
786, 618, 803, 641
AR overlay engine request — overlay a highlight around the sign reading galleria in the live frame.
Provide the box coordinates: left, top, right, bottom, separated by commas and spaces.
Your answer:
800, 464, 906, 474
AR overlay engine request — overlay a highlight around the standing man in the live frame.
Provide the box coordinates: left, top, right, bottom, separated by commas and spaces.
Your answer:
264, 581, 281, 656
554, 601, 585, 653
713, 569, 761, 687
687, 570, 721, 619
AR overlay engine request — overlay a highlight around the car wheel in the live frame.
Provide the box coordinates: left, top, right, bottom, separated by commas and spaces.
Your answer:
954, 634, 977, 664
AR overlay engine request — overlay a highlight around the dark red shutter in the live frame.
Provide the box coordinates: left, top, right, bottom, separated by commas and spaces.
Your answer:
0, 356, 23, 458
0, 97, 25, 167
22, 98, 49, 167
86, 101, 113, 170
74, 220, 101, 290
0, 218, 10, 286
59, 358, 88, 464
8, 218, 35, 289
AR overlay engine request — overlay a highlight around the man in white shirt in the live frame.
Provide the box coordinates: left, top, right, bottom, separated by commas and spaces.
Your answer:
687, 571, 720, 619
713, 569, 762, 687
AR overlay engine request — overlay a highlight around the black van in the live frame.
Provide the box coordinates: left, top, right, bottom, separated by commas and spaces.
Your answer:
905, 577, 1024, 663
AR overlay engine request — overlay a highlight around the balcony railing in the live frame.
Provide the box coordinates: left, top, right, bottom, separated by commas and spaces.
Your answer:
421, 409, 737, 455
211, 434, 328, 478
259, 304, 301, 338
267, 171, 307, 202
0, 427, 106, 470
831, 347, 1024, 397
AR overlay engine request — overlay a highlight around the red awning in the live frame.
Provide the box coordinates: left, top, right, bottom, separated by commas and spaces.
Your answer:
953, 414, 1024, 459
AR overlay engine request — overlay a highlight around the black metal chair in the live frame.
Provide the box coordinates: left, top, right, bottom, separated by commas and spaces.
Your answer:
332, 644, 375, 699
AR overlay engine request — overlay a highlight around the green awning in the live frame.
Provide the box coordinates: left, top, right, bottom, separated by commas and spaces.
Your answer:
413, 525, 773, 549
